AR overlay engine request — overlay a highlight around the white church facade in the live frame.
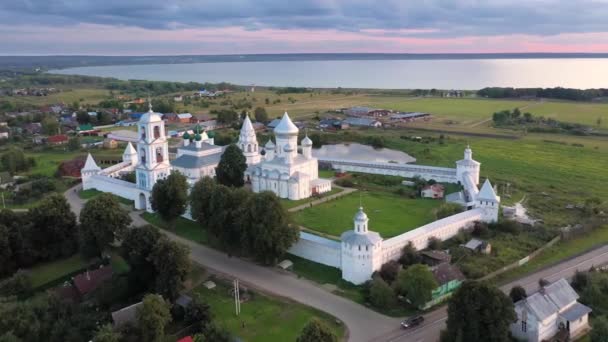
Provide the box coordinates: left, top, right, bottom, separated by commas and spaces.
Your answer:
247, 112, 332, 200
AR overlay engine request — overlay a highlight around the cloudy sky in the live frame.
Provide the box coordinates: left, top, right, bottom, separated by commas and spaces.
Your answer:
2, 0, 608, 55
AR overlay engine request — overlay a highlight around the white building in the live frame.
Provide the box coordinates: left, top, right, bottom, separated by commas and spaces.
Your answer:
248, 112, 332, 200
171, 124, 224, 183
237, 114, 261, 165
510, 278, 591, 342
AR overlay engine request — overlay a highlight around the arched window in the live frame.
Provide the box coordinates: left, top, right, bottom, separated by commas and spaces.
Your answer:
156, 147, 163, 162
247, 144, 252, 152
140, 149, 146, 164
154, 126, 161, 139
140, 126, 146, 139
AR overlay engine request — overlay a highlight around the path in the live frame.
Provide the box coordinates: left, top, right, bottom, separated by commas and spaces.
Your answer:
288, 185, 357, 212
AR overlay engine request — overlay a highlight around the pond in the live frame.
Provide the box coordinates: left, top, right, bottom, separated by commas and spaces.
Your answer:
312, 143, 416, 164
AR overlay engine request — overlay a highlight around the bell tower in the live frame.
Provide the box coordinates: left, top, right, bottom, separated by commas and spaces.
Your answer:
135, 102, 171, 191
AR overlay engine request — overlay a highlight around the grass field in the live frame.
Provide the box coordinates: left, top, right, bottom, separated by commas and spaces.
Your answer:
191, 280, 345, 342
1, 88, 111, 107
493, 225, 608, 285
293, 190, 441, 238
23, 149, 124, 177
142, 212, 208, 244
28, 254, 88, 288
280, 187, 342, 210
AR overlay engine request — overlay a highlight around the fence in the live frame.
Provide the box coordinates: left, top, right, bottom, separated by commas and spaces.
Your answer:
478, 235, 562, 281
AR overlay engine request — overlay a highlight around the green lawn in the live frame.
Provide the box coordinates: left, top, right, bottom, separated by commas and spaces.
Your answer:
191, 280, 345, 342
23, 149, 124, 177
293, 190, 441, 238
141, 212, 209, 244
28, 254, 88, 288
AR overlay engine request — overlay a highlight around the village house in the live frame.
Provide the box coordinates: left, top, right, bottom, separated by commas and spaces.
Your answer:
162, 113, 178, 122
423, 262, 465, 309
463, 238, 492, 254
177, 113, 193, 123
344, 106, 373, 116
23, 122, 42, 135
46, 134, 69, 145
173, 94, 183, 102
420, 250, 451, 266
421, 184, 445, 199
511, 278, 592, 342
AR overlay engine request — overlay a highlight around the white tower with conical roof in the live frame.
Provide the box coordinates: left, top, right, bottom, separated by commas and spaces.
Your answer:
238, 114, 260, 165
476, 179, 501, 222
81, 153, 101, 189
122, 142, 138, 166
340, 207, 383, 285
134, 103, 171, 199
274, 112, 299, 160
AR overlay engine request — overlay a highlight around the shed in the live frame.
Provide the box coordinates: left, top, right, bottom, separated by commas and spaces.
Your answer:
278, 259, 294, 270
112, 301, 143, 327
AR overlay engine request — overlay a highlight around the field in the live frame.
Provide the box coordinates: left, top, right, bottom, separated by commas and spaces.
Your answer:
191, 280, 345, 342
28, 254, 88, 288
23, 148, 124, 177
293, 191, 441, 238
2, 88, 111, 107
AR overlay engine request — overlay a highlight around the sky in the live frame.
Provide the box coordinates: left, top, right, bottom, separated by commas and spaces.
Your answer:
2, 0, 608, 55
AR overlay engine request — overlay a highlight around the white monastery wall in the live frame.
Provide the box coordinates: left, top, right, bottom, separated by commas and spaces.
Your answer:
84, 175, 138, 201
288, 232, 342, 268
324, 159, 458, 183
381, 208, 484, 263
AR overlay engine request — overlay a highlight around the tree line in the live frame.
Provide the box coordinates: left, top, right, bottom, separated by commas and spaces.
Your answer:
478, 86, 608, 101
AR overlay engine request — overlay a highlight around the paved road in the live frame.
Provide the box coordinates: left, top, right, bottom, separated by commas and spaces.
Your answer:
380, 244, 608, 342
65, 185, 608, 342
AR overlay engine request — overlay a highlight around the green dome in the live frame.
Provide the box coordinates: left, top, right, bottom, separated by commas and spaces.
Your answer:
207, 131, 215, 138
194, 124, 203, 135
194, 133, 202, 141
183, 131, 191, 139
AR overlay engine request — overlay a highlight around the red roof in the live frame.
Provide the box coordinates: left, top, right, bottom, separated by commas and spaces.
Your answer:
177, 337, 194, 342
73, 266, 113, 296
47, 134, 69, 143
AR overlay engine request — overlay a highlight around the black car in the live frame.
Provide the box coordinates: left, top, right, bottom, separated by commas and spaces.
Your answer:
400, 315, 424, 329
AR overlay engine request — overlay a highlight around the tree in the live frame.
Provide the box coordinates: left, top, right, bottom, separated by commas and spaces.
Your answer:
254, 107, 268, 123
435, 203, 464, 219
0, 224, 13, 277
378, 260, 401, 284
150, 238, 190, 300
184, 297, 212, 330
216, 144, 247, 187
216, 109, 238, 125
193, 323, 232, 342
509, 285, 527, 303
396, 264, 438, 308
92, 324, 121, 342
29, 194, 78, 261
591, 315, 608, 342
67, 137, 80, 151
120, 225, 161, 290
369, 277, 395, 308
427, 236, 442, 250
442, 281, 516, 342
79, 193, 131, 257
150, 171, 188, 227
399, 242, 420, 267
189, 176, 216, 224
41, 117, 59, 135
240, 191, 298, 264
1, 149, 34, 175
136, 294, 171, 342
296, 318, 337, 342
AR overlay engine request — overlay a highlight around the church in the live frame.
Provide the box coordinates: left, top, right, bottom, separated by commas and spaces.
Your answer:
81, 105, 331, 211
247, 112, 332, 200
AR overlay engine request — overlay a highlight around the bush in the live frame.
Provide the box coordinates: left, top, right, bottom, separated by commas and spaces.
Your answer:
427, 237, 442, 250
434, 203, 464, 220
399, 242, 420, 267
334, 178, 354, 187
490, 220, 522, 234
0, 270, 32, 297
369, 277, 395, 308
378, 260, 401, 284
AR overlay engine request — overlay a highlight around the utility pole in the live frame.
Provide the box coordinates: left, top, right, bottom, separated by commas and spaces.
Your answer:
234, 279, 240, 316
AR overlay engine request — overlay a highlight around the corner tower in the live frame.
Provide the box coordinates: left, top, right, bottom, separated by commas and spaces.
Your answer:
340, 207, 383, 285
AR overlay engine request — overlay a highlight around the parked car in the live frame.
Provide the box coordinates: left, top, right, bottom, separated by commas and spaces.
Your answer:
401, 316, 424, 329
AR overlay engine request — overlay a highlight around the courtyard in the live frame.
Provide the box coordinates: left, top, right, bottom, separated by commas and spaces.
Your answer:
292, 190, 442, 238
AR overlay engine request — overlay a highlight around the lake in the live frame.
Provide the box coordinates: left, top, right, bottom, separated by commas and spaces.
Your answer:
52, 58, 608, 89
312, 143, 415, 164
